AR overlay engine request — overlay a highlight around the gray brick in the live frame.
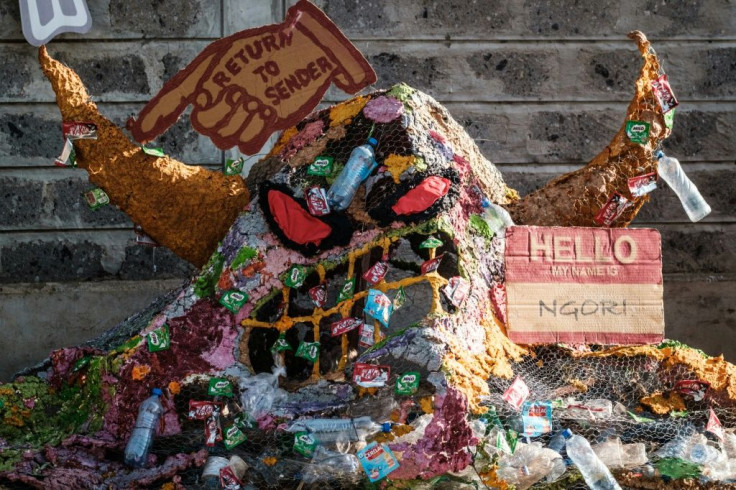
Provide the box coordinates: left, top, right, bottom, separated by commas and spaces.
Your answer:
0, 111, 61, 162
0, 46, 35, 99
106, 0, 219, 38
467, 51, 553, 97
53, 51, 150, 96
224, 0, 282, 36
119, 245, 195, 280
524, 0, 621, 37
659, 224, 736, 275
0, 237, 107, 282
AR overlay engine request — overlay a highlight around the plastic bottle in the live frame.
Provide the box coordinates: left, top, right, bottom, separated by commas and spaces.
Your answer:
656, 150, 711, 222
481, 200, 515, 238
497, 442, 565, 490
301, 446, 362, 484
124, 388, 164, 467
593, 438, 648, 469
326, 138, 378, 211
563, 431, 621, 490
286, 416, 391, 444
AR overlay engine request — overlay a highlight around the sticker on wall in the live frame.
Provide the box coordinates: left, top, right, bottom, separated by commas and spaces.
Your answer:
127, 0, 377, 155
20, 0, 92, 47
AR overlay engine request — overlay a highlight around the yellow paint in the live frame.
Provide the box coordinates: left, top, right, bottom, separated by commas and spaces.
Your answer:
263, 457, 277, 466
640, 391, 686, 415
419, 396, 434, 414
329, 95, 369, 127
268, 127, 298, 158
568, 379, 589, 393
384, 154, 416, 183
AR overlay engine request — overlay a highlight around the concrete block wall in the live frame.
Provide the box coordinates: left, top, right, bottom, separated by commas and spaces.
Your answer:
0, 0, 734, 380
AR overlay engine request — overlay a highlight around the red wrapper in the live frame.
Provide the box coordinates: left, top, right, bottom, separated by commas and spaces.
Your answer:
187, 400, 223, 420
353, 363, 390, 388
220, 466, 243, 489
421, 254, 444, 275
628, 173, 658, 197
442, 276, 470, 307
309, 284, 327, 308
502, 376, 530, 411
205, 410, 223, 447
594, 193, 630, 226
707, 408, 725, 441
651, 74, 678, 114
675, 380, 709, 401
62, 121, 97, 140
330, 317, 361, 336
306, 186, 331, 216
363, 260, 389, 285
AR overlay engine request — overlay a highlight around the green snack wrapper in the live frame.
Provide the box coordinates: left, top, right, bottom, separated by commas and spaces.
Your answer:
284, 264, 308, 288
234, 412, 256, 430
337, 277, 356, 303
208, 377, 233, 398
295, 341, 320, 363
665, 108, 676, 130
628, 411, 655, 423
506, 429, 519, 453
271, 333, 293, 353
224, 424, 247, 450
308, 156, 334, 176
479, 405, 504, 432
393, 286, 407, 310
395, 372, 420, 395
420, 236, 443, 249
84, 188, 110, 210
625, 120, 650, 144
219, 290, 248, 313
294, 431, 319, 457
223, 157, 245, 176
141, 146, 165, 157
146, 324, 170, 352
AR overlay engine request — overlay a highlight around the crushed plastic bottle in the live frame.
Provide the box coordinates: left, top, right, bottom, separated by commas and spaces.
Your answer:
481, 200, 515, 238
656, 150, 711, 222
497, 441, 565, 490
592, 437, 648, 469
563, 430, 621, 490
301, 445, 362, 484
326, 137, 378, 211
124, 388, 164, 467
286, 416, 391, 444
548, 429, 571, 454
558, 398, 613, 421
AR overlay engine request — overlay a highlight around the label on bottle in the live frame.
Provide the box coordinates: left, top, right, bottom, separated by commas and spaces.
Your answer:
395, 372, 420, 395
651, 74, 678, 114
628, 172, 658, 197
392, 286, 407, 310
146, 324, 170, 352
675, 379, 709, 401
62, 121, 97, 140
284, 264, 308, 288
223, 424, 248, 449
357, 442, 400, 482
364, 289, 392, 328
293, 432, 318, 457
270, 333, 293, 353
295, 341, 320, 362
625, 120, 651, 144
223, 157, 245, 176
308, 283, 327, 308
419, 236, 443, 249
502, 376, 530, 411
306, 186, 331, 216
362, 259, 389, 285
337, 277, 356, 303
208, 378, 234, 398
54, 138, 77, 167
308, 156, 334, 176
521, 401, 552, 437
83, 188, 110, 210
330, 317, 362, 336
353, 363, 390, 388
219, 290, 248, 313
594, 193, 630, 226
420, 254, 444, 274
707, 408, 724, 441
442, 276, 470, 307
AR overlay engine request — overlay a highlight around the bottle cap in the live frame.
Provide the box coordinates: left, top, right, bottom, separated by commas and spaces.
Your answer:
562, 428, 573, 439
381, 422, 392, 433
152, 388, 163, 396
367, 137, 378, 146
655, 150, 665, 160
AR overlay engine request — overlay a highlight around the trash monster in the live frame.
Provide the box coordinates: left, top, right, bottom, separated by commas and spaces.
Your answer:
1, 33, 733, 489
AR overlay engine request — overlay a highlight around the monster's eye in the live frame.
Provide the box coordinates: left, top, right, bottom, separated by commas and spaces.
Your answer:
366, 168, 461, 226
259, 182, 353, 256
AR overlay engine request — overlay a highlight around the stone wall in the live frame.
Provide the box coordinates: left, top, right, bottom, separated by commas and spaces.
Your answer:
0, 0, 734, 380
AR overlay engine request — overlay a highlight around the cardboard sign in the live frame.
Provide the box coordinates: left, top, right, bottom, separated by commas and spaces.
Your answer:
505, 226, 664, 344
20, 0, 92, 47
127, 0, 376, 154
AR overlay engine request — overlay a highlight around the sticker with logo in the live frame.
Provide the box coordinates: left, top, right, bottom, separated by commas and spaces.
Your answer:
284, 264, 308, 288
392, 286, 407, 310
364, 289, 392, 328
330, 317, 362, 336
146, 324, 170, 352
651, 74, 678, 113
357, 442, 400, 482
83, 188, 110, 210
62, 121, 97, 140
293, 431, 319, 457
353, 363, 390, 388
363, 258, 389, 285
337, 277, 356, 303
309, 283, 327, 308
625, 120, 650, 144
219, 290, 249, 313
628, 172, 658, 197
208, 378, 234, 398
223, 156, 245, 176
54, 138, 77, 167
295, 341, 320, 362
223, 424, 248, 450
442, 276, 470, 307
270, 333, 293, 353
593, 193, 630, 226
306, 186, 331, 216
421, 254, 444, 274
308, 156, 334, 176
521, 401, 553, 437
395, 372, 420, 395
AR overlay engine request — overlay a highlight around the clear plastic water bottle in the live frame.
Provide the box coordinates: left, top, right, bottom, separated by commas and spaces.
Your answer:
656, 150, 711, 222
563, 431, 621, 490
326, 138, 378, 211
286, 416, 390, 444
124, 388, 164, 467
481, 199, 515, 238
548, 429, 571, 453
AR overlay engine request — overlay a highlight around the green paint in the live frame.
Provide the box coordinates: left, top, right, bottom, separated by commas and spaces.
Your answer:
230, 246, 257, 270
657, 458, 702, 480
387, 83, 416, 102
194, 251, 225, 298
657, 339, 708, 358
413, 155, 427, 172
469, 214, 493, 240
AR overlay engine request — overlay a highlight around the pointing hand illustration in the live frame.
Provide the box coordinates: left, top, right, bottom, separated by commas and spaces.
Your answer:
127, 0, 376, 155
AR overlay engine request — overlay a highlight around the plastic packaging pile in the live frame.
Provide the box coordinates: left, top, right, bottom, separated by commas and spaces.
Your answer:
0, 38, 727, 489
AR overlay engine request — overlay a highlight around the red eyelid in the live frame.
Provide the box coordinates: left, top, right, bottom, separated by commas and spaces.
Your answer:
267, 190, 332, 245
392, 176, 452, 216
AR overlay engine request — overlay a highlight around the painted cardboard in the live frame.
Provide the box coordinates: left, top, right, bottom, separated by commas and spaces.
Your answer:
505, 226, 664, 344
127, 0, 376, 154
20, 0, 92, 47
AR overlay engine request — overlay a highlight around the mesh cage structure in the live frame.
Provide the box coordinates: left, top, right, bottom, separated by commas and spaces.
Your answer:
2, 82, 735, 490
